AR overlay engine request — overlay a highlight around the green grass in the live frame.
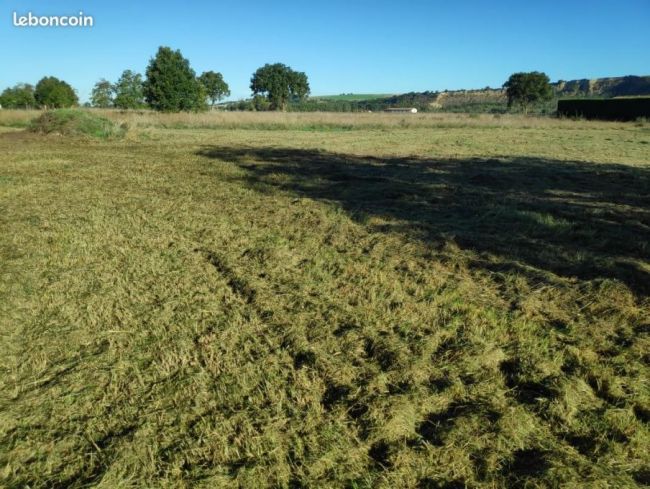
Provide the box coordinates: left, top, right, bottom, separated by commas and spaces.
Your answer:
0, 115, 649, 488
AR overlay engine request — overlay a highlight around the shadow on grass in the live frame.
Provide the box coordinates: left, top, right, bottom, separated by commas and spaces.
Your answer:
196, 146, 650, 296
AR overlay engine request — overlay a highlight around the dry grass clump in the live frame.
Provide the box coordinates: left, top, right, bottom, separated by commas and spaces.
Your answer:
29, 109, 127, 139
0, 117, 648, 488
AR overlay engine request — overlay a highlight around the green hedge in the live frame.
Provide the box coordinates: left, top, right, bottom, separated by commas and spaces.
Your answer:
557, 98, 650, 121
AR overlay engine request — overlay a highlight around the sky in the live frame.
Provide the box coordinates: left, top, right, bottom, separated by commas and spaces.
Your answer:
1, 0, 649, 102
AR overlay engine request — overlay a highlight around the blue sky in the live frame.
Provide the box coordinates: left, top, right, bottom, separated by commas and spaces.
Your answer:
1, 0, 648, 102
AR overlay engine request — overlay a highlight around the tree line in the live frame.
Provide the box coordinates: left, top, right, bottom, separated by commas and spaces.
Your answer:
1, 45, 551, 113
0, 46, 310, 112
0, 77, 77, 110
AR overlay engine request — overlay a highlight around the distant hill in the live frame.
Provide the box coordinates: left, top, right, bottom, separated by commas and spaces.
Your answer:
369, 75, 650, 113
313, 93, 393, 101
554, 76, 650, 97
337, 89, 507, 113
227, 76, 650, 113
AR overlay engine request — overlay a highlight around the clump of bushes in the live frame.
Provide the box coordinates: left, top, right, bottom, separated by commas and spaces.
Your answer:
29, 109, 127, 138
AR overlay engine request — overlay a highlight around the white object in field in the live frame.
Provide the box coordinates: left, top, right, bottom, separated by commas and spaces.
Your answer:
384, 107, 418, 113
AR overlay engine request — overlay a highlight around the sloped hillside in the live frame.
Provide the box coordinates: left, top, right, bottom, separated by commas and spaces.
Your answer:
272, 75, 650, 112
363, 75, 650, 112
555, 76, 650, 97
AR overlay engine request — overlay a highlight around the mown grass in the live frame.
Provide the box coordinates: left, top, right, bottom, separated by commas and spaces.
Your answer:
0, 114, 649, 488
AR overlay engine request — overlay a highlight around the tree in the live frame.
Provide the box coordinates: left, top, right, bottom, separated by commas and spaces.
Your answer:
250, 63, 310, 111
503, 71, 553, 114
34, 77, 78, 108
199, 71, 230, 107
91, 79, 114, 108
143, 46, 207, 112
0, 84, 36, 109
113, 70, 145, 109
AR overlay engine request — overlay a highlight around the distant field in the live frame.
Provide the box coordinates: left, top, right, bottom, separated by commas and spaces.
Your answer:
2, 108, 642, 131
312, 93, 394, 101
1, 111, 649, 488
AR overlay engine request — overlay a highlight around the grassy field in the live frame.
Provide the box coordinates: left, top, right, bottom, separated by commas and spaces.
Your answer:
1, 111, 649, 488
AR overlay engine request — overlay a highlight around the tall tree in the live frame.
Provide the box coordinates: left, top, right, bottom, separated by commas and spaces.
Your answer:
0, 84, 36, 109
503, 72, 553, 114
91, 79, 114, 108
34, 77, 78, 108
143, 46, 206, 112
113, 70, 145, 109
250, 63, 310, 111
198, 71, 230, 107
